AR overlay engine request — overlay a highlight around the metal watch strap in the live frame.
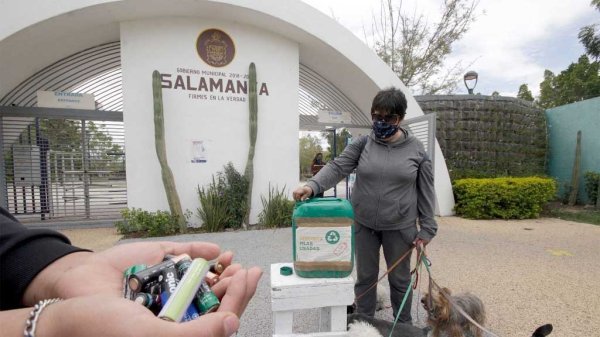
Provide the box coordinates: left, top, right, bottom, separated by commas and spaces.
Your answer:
24, 298, 62, 337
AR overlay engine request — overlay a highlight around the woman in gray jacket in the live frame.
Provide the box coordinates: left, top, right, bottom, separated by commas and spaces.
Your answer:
293, 87, 437, 323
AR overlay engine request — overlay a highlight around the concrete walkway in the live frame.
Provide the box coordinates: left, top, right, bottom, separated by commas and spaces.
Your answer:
58, 216, 600, 337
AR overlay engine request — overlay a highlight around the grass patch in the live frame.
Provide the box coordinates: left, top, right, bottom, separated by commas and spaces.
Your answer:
546, 209, 600, 225
543, 203, 600, 226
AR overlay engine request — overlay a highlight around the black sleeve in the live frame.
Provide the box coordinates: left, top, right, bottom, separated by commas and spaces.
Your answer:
0, 207, 88, 310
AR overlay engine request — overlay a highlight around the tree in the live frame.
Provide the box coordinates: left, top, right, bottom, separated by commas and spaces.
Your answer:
299, 134, 323, 178
517, 84, 534, 101
370, 0, 477, 94
578, 0, 600, 60
38, 119, 124, 172
538, 55, 600, 108
321, 128, 351, 161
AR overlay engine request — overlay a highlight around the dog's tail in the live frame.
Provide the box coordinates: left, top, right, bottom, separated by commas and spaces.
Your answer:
531, 324, 553, 337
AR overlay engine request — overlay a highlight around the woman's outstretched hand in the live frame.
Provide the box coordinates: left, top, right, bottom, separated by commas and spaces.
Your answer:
17, 241, 262, 337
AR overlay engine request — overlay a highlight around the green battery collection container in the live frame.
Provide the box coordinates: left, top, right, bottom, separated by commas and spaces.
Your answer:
292, 198, 354, 278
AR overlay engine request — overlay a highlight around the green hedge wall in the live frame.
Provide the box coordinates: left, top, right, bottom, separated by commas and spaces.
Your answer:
416, 95, 547, 180
453, 177, 556, 219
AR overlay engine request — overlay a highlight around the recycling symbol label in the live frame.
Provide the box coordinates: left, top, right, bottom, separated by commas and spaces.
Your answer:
325, 230, 340, 244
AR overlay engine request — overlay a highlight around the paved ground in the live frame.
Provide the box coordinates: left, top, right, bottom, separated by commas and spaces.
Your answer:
58, 216, 600, 337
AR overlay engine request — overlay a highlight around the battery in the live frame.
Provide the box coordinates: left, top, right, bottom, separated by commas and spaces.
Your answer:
129, 255, 186, 292
204, 271, 219, 287
158, 258, 209, 322
159, 265, 179, 295
195, 281, 220, 314
134, 292, 160, 308
177, 256, 218, 285
177, 255, 220, 314
142, 279, 160, 294
210, 261, 225, 275
175, 257, 192, 278
158, 264, 201, 321
148, 282, 162, 295
123, 264, 147, 299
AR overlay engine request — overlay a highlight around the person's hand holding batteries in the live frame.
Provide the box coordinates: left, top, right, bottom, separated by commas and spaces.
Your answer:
21, 241, 262, 337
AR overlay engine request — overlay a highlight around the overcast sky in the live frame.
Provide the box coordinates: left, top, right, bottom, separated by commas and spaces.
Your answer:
303, 0, 599, 97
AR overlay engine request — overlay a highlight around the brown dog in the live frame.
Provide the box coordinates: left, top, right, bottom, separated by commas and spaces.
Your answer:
421, 287, 486, 337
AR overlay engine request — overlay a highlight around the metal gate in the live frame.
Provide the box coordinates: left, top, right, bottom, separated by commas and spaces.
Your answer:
402, 113, 436, 169
0, 107, 126, 222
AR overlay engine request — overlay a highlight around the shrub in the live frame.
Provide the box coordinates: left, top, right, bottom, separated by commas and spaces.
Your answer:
196, 162, 248, 231
453, 177, 556, 219
258, 184, 295, 228
220, 163, 249, 229
197, 177, 230, 232
115, 208, 181, 237
583, 171, 600, 204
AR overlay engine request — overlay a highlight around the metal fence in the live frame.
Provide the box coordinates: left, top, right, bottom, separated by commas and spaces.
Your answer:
0, 107, 126, 222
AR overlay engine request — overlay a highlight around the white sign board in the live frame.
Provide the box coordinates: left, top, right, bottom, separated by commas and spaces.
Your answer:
318, 110, 351, 124
37, 91, 95, 110
191, 140, 208, 163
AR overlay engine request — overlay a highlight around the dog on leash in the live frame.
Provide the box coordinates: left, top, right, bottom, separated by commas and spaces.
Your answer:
421, 287, 554, 337
421, 287, 486, 337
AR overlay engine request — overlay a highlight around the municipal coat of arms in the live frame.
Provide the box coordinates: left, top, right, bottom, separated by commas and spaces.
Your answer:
197, 29, 235, 67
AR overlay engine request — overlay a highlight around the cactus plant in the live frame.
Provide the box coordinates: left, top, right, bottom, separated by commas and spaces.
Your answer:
243, 63, 258, 229
152, 70, 186, 232
568, 130, 582, 206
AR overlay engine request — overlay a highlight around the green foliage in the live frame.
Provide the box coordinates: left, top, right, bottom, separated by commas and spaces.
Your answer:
220, 163, 249, 229
546, 208, 600, 226
258, 184, 295, 228
13, 119, 124, 177
538, 55, 600, 108
584, 171, 600, 204
453, 177, 557, 219
197, 178, 231, 233
517, 84, 534, 101
299, 135, 323, 178
559, 181, 574, 205
321, 128, 351, 161
197, 163, 248, 232
115, 208, 182, 237
578, 0, 600, 60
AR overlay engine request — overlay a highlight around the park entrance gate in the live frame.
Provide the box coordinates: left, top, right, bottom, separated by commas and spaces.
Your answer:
0, 106, 126, 222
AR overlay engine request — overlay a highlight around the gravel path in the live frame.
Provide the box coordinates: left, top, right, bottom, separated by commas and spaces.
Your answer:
58, 216, 600, 337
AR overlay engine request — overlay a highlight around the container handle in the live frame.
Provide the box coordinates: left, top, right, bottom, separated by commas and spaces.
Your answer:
295, 197, 344, 206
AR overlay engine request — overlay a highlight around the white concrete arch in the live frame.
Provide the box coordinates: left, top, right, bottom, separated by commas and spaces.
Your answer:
0, 0, 454, 216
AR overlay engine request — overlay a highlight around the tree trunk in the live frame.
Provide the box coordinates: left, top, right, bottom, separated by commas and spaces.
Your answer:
152, 70, 186, 232
243, 63, 258, 229
596, 179, 600, 209
568, 131, 582, 206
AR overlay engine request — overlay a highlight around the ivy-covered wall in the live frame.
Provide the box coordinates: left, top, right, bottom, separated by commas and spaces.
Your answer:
416, 95, 547, 180
546, 97, 600, 204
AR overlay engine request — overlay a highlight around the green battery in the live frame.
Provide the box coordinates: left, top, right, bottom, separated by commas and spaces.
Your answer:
123, 264, 147, 299
195, 282, 220, 314
158, 258, 209, 322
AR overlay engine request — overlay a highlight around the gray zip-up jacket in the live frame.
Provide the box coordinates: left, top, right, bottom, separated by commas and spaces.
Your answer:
306, 129, 437, 240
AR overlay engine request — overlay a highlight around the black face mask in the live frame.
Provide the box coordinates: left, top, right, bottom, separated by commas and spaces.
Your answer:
372, 120, 399, 139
